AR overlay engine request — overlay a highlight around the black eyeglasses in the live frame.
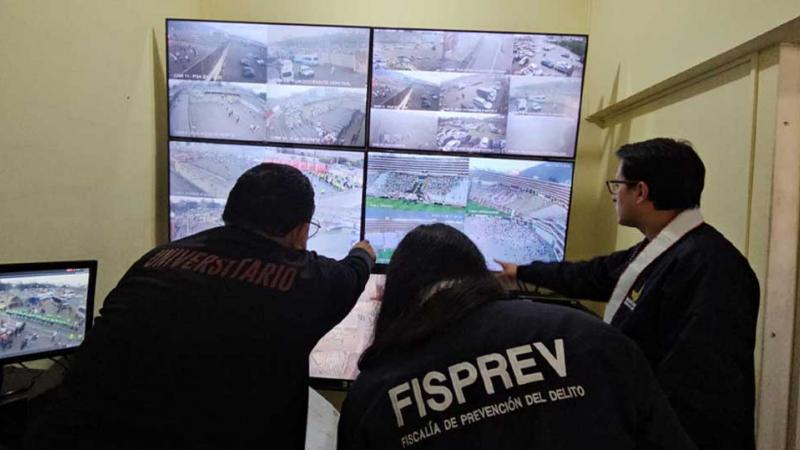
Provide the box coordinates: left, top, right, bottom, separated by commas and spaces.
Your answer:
309, 220, 321, 239
605, 179, 639, 194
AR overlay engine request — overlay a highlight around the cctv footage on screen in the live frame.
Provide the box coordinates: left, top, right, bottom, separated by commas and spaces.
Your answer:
167, 20, 369, 146
169, 141, 364, 259
369, 29, 585, 158
0, 269, 91, 360
365, 152, 572, 269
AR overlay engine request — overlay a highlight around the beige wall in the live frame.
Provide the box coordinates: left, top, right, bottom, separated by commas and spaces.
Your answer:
567, 0, 800, 266
582, 2, 790, 293
586, 0, 800, 96
609, 61, 763, 251
579, 0, 796, 283
579, 0, 798, 261
0, 0, 200, 313
199, 0, 589, 34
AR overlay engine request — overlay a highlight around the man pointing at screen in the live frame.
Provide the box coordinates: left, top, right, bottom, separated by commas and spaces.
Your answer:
496, 138, 759, 450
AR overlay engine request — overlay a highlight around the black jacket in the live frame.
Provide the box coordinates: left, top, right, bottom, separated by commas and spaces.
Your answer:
26, 226, 373, 449
517, 223, 759, 450
339, 299, 696, 450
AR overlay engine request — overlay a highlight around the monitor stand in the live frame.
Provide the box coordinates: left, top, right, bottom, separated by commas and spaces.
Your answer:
0, 364, 31, 400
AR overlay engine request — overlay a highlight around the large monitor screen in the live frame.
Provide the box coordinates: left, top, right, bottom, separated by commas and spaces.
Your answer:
364, 152, 572, 269
167, 20, 370, 147
369, 29, 586, 157
310, 274, 384, 381
0, 262, 96, 365
169, 141, 365, 259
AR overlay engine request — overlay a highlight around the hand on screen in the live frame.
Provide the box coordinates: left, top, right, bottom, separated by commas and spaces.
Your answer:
493, 259, 518, 283
352, 240, 377, 262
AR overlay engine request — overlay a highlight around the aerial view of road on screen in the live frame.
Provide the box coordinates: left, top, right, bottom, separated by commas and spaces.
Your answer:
0, 271, 91, 359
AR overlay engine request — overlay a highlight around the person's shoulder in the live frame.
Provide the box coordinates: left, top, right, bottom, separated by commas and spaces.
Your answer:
688, 223, 738, 250
487, 300, 649, 369
306, 247, 373, 269
480, 299, 622, 340
452, 299, 638, 361
298, 250, 349, 273
137, 226, 243, 260
482, 298, 598, 320
345, 360, 402, 418
175, 225, 228, 242
682, 223, 756, 275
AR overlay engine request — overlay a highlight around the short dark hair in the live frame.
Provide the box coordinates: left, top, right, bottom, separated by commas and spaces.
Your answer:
222, 163, 315, 236
616, 138, 705, 210
360, 224, 505, 368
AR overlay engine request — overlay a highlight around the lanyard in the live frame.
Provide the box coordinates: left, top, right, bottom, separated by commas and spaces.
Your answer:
602, 209, 705, 323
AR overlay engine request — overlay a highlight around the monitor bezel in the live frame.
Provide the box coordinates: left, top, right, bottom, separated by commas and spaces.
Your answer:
0, 260, 97, 366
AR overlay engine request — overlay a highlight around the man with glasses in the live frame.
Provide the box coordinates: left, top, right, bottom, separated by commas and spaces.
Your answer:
497, 138, 759, 450
28, 163, 376, 450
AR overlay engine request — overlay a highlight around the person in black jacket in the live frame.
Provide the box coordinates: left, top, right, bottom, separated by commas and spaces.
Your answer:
496, 138, 759, 450
339, 223, 695, 450
25, 163, 375, 449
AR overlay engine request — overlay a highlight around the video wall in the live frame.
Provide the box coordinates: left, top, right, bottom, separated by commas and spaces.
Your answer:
167, 20, 586, 382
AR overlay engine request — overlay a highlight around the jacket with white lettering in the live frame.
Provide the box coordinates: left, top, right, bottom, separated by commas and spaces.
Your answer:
26, 225, 373, 450
338, 299, 696, 450
515, 223, 759, 450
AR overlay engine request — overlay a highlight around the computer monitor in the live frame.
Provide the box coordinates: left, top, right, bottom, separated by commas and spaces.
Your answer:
0, 261, 97, 367
369, 28, 587, 158
364, 151, 573, 270
167, 19, 370, 147
169, 140, 365, 260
